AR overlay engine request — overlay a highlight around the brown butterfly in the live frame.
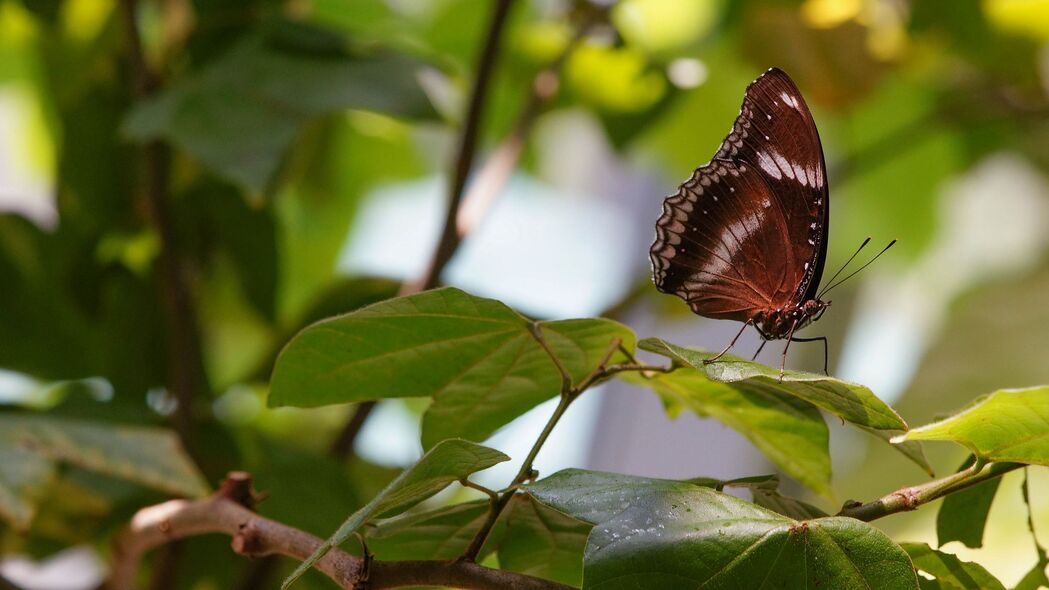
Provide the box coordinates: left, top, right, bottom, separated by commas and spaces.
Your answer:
650, 68, 891, 377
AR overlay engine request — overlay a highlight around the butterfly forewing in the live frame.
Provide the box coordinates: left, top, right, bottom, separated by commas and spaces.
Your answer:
650, 68, 829, 321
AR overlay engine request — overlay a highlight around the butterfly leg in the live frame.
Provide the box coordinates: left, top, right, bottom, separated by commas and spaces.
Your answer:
790, 335, 829, 375
704, 320, 752, 364
751, 339, 767, 361
779, 320, 801, 380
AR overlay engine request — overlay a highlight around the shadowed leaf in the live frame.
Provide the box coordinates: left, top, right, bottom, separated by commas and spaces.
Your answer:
281, 439, 508, 589
527, 469, 917, 590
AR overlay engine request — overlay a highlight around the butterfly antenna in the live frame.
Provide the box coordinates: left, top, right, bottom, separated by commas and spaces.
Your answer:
816, 237, 871, 299
819, 240, 897, 297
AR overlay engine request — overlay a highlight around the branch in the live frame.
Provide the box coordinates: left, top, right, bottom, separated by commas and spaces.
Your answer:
118, 0, 208, 449
107, 473, 573, 590
462, 336, 622, 560
409, 0, 515, 294
329, 0, 516, 463
329, 3, 600, 463
837, 461, 1023, 522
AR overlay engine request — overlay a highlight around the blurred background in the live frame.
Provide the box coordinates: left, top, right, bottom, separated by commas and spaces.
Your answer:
2, 0, 1049, 587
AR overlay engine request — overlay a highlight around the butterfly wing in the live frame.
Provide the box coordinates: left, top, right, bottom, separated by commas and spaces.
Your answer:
650, 68, 829, 320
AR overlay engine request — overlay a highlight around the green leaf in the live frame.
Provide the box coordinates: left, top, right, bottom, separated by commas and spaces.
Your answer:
270, 287, 635, 447
124, 25, 435, 193
281, 439, 508, 589
937, 456, 1002, 549
527, 469, 917, 590
642, 338, 906, 430
618, 368, 832, 496
894, 387, 1049, 464
367, 500, 495, 560
641, 337, 933, 475
498, 495, 589, 586
0, 414, 208, 499
0, 447, 55, 529
901, 543, 1005, 590
422, 317, 636, 448
1013, 556, 1049, 590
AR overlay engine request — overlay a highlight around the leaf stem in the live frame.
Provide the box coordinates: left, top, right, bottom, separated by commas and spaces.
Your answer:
461, 335, 627, 561
837, 461, 1023, 522
461, 391, 572, 561
1022, 468, 1048, 559
411, 0, 515, 293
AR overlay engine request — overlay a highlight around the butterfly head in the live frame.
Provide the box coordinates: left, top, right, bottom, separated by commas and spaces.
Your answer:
756, 299, 830, 340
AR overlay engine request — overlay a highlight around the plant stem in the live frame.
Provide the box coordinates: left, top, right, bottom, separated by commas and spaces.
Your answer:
461, 392, 573, 561
410, 0, 515, 294
329, 0, 516, 463
118, 0, 208, 452
837, 461, 1023, 522
108, 473, 573, 590
461, 335, 623, 561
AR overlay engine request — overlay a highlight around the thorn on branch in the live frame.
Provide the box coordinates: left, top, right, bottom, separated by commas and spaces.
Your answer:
218, 471, 258, 510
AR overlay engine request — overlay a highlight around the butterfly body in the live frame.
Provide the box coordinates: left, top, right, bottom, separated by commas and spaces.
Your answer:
753, 299, 828, 341
650, 67, 832, 374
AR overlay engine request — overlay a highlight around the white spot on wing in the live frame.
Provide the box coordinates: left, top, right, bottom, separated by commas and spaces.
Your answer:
756, 151, 782, 180
793, 162, 808, 185
772, 150, 795, 179
781, 91, 800, 109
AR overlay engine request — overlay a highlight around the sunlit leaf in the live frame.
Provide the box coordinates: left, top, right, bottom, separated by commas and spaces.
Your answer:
901, 543, 1005, 590
641, 337, 932, 475
0, 414, 208, 498
422, 317, 635, 448
642, 338, 906, 430
527, 469, 917, 590
618, 368, 832, 496
894, 387, 1049, 465
270, 288, 635, 448
281, 439, 508, 589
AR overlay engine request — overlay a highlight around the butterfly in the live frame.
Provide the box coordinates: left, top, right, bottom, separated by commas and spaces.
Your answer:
649, 67, 891, 377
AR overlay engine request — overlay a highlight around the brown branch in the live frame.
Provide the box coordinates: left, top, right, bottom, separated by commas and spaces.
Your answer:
328, 401, 378, 458
330, 0, 517, 463
837, 461, 1022, 522
118, 0, 208, 449
409, 0, 515, 294
329, 3, 600, 463
107, 473, 573, 590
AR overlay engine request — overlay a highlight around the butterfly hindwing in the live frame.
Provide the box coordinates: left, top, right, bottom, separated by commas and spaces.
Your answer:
650, 68, 829, 320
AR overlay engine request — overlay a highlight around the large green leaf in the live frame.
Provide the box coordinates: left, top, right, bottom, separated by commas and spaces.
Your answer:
422, 317, 635, 448
937, 456, 1002, 549
124, 23, 435, 193
618, 369, 832, 496
282, 439, 508, 589
270, 287, 635, 448
894, 387, 1049, 465
367, 500, 494, 560
641, 338, 932, 474
498, 495, 589, 586
901, 543, 1005, 590
642, 338, 906, 430
527, 469, 917, 590
0, 414, 208, 499
0, 447, 55, 529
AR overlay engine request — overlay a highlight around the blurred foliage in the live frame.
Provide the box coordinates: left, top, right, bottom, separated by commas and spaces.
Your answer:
0, 0, 1048, 587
